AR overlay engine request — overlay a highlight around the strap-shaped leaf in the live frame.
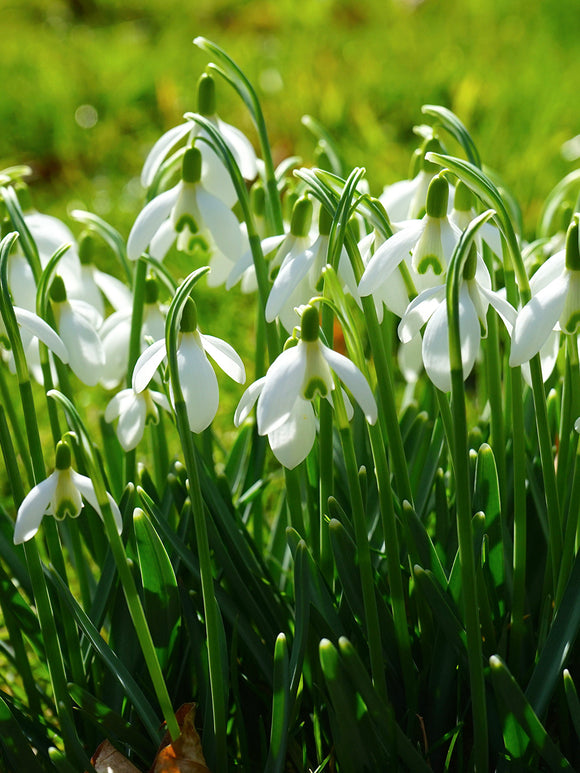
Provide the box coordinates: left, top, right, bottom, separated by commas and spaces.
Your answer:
422, 104, 481, 168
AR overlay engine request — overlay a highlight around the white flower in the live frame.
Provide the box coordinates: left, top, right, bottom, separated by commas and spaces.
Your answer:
141, 74, 257, 207
128, 147, 244, 275
265, 203, 358, 332
105, 387, 170, 451
510, 219, 580, 367
50, 276, 105, 386
99, 278, 166, 389
235, 305, 376, 468
398, 251, 514, 392
14, 441, 122, 544
359, 176, 460, 314
132, 299, 245, 433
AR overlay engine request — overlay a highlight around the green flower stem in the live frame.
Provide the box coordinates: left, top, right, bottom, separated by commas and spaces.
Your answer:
332, 385, 387, 702
435, 389, 455, 463
446, 216, 494, 772
193, 37, 284, 235
509, 363, 528, 673
186, 114, 280, 362
557, 336, 578, 507
555, 337, 580, 606
125, 257, 148, 485
172, 397, 228, 769
482, 243, 507, 507
284, 466, 307, 538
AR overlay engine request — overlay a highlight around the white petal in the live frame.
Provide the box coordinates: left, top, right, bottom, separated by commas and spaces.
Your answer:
358, 220, 424, 297
198, 333, 245, 383
422, 284, 480, 392
257, 345, 306, 435
397, 285, 445, 343
509, 274, 569, 366
72, 471, 123, 534
14, 475, 57, 544
92, 269, 132, 311
177, 334, 219, 433
234, 377, 265, 426
379, 177, 418, 222
217, 118, 258, 180
14, 307, 69, 364
149, 389, 171, 413
141, 122, 192, 188
195, 188, 243, 260
104, 389, 136, 423
199, 139, 237, 208
116, 394, 147, 451
521, 330, 560, 386
321, 345, 377, 424
58, 305, 105, 386
132, 338, 167, 393
149, 219, 177, 261
127, 184, 180, 261
529, 249, 566, 295
268, 398, 316, 469
478, 285, 517, 331
398, 335, 424, 382
266, 246, 315, 322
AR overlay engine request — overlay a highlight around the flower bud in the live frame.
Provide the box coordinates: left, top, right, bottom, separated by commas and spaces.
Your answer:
55, 440, 72, 471
197, 72, 216, 117
425, 175, 449, 219
300, 304, 320, 342
290, 196, 313, 238
182, 147, 202, 184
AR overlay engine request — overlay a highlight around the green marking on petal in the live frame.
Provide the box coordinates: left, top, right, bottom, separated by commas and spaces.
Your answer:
175, 213, 198, 235
416, 254, 444, 275
563, 310, 580, 334
303, 376, 328, 400
54, 498, 80, 521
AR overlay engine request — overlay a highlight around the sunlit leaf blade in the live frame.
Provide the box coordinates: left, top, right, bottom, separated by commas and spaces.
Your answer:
265, 633, 290, 773
422, 104, 481, 168
490, 655, 573, 770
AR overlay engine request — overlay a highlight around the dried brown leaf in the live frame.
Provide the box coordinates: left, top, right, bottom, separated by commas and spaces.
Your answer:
90, 739, 143, 772
150, 704, 211, 773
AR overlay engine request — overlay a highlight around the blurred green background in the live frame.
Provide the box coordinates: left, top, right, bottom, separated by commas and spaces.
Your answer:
1, 0, 579, 236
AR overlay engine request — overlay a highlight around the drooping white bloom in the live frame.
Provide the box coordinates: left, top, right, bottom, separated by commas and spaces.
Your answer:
1, 306, 69, 374
132, 298, 245, 433
510, 218, 580, 367
359, 176, 460, 314
128, 147, 244, 278
398, 249, 515, 392
14, 441, 122, 544
264, 203, 358, 332
50, 275, 105, 386
235, 305, 376, 468
99, 277, 166, 389
105, 387, 170, 451
141, 73, 257, 207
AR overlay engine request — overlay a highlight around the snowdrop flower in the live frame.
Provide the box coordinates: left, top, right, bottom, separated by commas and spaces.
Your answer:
105, 386, 170, 451
14, 441, 122, 544
450, 181, 502, 258
359, 175, 461, 312
265, 202, 358, 332
74, 232, 132, 317
398, 244, 515, 392
99, 276, 166, 389
128, 147, 244, 278
50, 275, 105, 386
132, 298, 245, 433
141, 73, 257, 207
358, 226, 413, 320
228, 195, 316, 301
379, 137, 443, 221
235, 305, 377, 468
510, 217, 580, 367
